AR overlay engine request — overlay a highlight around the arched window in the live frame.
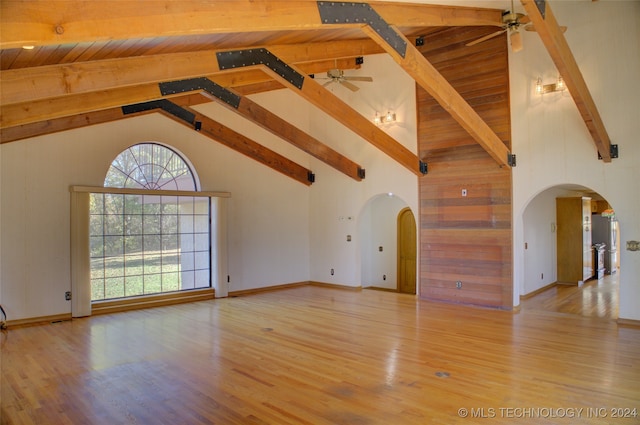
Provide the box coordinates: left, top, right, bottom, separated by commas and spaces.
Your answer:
89, 143, 211, 301
104, 143, 197, 191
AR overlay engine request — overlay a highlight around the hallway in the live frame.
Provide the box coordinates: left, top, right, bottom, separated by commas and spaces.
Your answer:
521, 273, 619, 320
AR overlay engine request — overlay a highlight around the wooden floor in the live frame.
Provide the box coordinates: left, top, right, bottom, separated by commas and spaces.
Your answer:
521, 273, 619, 320
2, 286, 639, 424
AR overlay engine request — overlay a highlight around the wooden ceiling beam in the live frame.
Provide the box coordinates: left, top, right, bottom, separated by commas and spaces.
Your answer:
0, 57, 363, 129
2, 79, 365, 181
216, 92, 364, 181
1, 1, 501, 49
2, 93, 316, 186
520, 0, 612, 162
257, 62, 422, 175
360, 26, 511, 168
0, 93, 208, 144
0, 41, 380, 106
160, 105, 314, 186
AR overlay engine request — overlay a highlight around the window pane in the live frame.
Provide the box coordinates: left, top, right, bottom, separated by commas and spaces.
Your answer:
126, 215, 142, 236
91, 279, 105, 300
124, 194, 143, 214
181, 252, 195, 272
194, 234, 209, 252
144, 235, 161, 253
162, 215, 178, 234
162, 235, 177, 254
104, 236, 124, 257
104, 214, 123, 236
143, 215, 161, 235
194, 251, 209, 270
125, 275, 144, 297
144, 274, 162, 294
105, 277, 125, 299
194, 216, 209, 233
195, 270, 209, 288
162, 272, 180, 292
90, 236, 104, 258
104, 194, 124, 214
90, 214, 104, 235
179, 198, 194, 215
181, 271, 195, 290
104, 257, 124, 278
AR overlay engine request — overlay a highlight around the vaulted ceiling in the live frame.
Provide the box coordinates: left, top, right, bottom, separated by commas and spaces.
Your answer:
0, 0, 612, 185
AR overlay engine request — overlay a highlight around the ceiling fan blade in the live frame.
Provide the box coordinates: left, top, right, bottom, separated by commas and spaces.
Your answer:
519, 15, 531, 25
343, 76, 373, 82
466, 29, 506, 47
525, 24, 567, 33
339, 80, 360, 92
322, 80, 334, 87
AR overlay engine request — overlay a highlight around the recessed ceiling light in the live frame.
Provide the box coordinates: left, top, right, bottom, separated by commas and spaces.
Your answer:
22, 45, 35, 50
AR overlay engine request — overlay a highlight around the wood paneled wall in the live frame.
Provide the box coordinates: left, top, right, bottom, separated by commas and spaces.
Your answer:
417, 27, 513, 309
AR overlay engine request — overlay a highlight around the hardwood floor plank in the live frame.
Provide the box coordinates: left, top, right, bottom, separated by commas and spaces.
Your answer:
1, 286, 638, 424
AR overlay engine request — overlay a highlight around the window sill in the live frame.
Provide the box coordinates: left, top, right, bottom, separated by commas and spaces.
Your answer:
91, 288, 214, 316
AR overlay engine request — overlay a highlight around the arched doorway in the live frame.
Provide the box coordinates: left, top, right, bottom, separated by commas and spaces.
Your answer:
397, 207, 416, 294
358, 194, 417, 294
520, 184, 620, 319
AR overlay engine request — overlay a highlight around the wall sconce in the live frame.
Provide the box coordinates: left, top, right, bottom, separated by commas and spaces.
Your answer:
535, 75, 566, 95
374, 111, 396, 125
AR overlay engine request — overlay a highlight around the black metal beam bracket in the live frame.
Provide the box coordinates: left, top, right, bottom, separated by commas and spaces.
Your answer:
419, 160, 428, 175
317, 1, 407, 58
216, 49, 305, 89
122, 99, 196, 127
598, 144, 618, 160
159, 77, 241, 109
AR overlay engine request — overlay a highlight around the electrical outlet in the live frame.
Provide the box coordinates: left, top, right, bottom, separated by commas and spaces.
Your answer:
331, 268, 334, 276
65, 291, 72, 301
383, 274, 386, 280
461, 189, 467, 197
456, 281, 462, 289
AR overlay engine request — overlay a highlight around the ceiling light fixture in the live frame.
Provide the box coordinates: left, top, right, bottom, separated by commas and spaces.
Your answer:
535, 75, 566, 95
374, 111, 396, 125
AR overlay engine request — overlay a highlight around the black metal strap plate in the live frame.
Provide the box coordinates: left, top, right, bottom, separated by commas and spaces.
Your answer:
507, 153, 517, 167
216, 48, 305, 89
317, 1, 407, 58
159, 77, 241, 109
122, 99, 195, 125
534, 0, 546, 18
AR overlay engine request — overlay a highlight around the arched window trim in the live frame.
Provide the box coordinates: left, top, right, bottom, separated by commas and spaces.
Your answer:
105, 142, 199, 191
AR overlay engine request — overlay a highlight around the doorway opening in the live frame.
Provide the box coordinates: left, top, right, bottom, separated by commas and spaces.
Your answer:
358, 194, 417, 294
520, 184, 620, 319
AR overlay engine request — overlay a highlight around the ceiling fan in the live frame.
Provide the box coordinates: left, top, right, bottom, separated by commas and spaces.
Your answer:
466, 0, 566, 53
315, 68, 373, 92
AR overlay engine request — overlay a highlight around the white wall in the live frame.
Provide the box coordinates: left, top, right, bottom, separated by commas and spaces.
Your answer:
306, 54, 420, 287
0, 113, 312, 321
0, 55, 419, 321
511, 0, 640, 320
359, 194, 410, 289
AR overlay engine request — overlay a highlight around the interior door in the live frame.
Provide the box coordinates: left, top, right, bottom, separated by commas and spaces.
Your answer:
397, 207, 417, 294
